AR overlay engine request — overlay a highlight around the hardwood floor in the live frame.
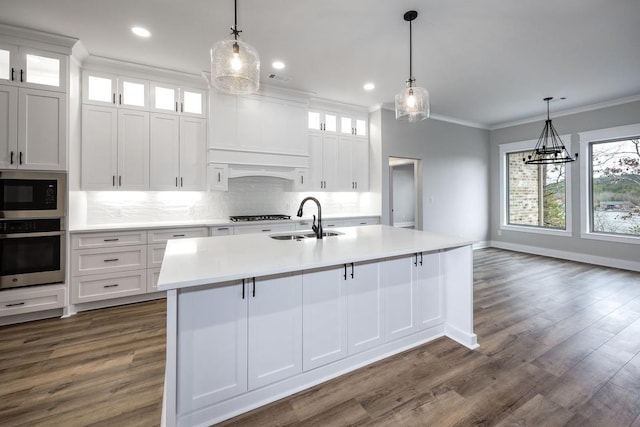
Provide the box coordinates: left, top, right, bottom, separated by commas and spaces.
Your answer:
1, 248, 640, 426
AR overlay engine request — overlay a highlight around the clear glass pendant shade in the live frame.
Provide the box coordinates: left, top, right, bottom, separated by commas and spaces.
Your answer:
395, 84, 430, 122
211, 38, 260, 95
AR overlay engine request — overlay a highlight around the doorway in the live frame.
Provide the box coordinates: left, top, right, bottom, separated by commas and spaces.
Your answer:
389, 157, 421, 229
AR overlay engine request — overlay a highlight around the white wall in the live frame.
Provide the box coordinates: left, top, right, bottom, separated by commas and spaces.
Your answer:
392, 163, 415, 226
490, 100, 640, 270
378, 108, 490, 243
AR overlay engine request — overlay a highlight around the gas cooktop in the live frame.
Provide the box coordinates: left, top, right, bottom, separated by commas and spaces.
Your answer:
229, 214, 291, 222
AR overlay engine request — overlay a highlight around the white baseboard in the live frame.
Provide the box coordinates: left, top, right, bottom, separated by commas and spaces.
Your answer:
489, 240, 640, 272
473, 241, 490, 250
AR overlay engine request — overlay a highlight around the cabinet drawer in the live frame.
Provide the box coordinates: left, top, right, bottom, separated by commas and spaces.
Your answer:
147, 267, 161, 293
148, 243, 167, 268
72, 270, 146, 303
148, 227, 208, 244
72, 245, 147, 276
345, 217, 380, 226
0, 285, 65, 317
71, 230, 147, 249
233, 223, 295, 235
210, 226, 233, 236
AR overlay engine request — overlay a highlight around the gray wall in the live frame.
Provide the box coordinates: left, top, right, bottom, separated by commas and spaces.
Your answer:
379, 108, 490, 243
490, 100, 640, 266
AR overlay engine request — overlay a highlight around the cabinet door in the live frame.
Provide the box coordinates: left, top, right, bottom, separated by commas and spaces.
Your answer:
383, 256, 417, 341
210, 92, 236, 149
417, 251, 444, 330
117, 109, 149, 190
338, 136, 353, 191
322, 133, 340, 191
351, 137, 369, 191
308, 132, 324, 190
150, 82, 178, 113
178, 283, 248, 413
118, 77, 148, 110
0, 85, 18, 169
180, 88, 206, 117
347, 261, 383, 354
81, 105, 118, 189
179, 117, 207, 190
0, 45, 18, 85
302, 266, 348, 370
149, 113, 180, 190
18, 88, 66, 170
208, 163, 228, 191
248, 273, 302, 389
83, 71, 117, 106
20, 48, 67, 93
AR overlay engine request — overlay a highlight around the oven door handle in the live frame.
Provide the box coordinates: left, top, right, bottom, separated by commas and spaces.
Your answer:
0, 231, 65, 238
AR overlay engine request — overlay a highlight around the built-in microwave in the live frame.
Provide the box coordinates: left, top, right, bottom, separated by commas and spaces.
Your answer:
0, 171, 66, 219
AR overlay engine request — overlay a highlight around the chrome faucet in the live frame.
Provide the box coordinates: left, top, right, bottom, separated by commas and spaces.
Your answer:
297, 197, 323, 239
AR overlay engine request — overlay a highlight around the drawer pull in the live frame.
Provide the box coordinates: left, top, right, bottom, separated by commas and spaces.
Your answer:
217, 227, 229, 231
172, 234, 185, 237
6, 302, 25, 307
103, 238, 120, 242
261, 229, 271, 232
103, 258, 119, 262
103, 284, 119, 288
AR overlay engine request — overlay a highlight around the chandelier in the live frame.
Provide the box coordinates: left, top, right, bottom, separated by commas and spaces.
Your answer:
524, 97, 578, 164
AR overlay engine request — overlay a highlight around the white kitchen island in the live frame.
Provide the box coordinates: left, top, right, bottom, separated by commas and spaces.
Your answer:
158, 225, 478, 427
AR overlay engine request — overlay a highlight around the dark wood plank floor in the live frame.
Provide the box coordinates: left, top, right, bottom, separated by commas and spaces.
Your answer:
1, 248, 640, 426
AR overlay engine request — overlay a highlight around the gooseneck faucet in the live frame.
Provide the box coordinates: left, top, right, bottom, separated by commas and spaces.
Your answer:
297, 197, 323, 239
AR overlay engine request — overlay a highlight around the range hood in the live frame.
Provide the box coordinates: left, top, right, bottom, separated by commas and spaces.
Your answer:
208, 147, 308, 181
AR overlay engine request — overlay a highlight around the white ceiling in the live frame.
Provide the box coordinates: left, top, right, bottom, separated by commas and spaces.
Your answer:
2, 0, 639, 127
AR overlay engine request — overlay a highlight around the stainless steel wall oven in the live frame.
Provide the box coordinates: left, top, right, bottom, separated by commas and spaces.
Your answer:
0, 171, 66, 290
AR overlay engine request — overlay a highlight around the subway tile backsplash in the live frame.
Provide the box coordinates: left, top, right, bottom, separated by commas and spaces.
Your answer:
70, 177, 380, 226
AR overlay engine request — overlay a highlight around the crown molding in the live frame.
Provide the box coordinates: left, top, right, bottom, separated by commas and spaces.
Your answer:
377, 102, 489, 129
490, 94, 640, 130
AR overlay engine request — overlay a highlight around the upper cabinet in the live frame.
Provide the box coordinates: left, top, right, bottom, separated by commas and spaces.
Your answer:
308, 110, 338, 133
0, 43, 67, 93
340, 115, 367, 138
150, 82, 206, 117
82, 71, 148, 110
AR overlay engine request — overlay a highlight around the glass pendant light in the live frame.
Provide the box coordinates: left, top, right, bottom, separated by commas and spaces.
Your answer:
211, 0, 260, 95
523, 97, 578, 164
395, 10, 429, 122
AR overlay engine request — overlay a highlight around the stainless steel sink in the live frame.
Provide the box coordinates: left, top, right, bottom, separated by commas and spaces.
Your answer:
270, 234, 306, 240
270, 231, 343, 240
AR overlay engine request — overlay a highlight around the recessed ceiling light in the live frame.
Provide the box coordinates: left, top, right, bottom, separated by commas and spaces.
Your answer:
131, 27, 151, 38
272, 61, 285, 70
363, 82, 375, 91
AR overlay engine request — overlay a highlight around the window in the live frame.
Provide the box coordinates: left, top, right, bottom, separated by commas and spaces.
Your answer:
500, 139, 572, 236
590, 138, 640, 236
507, 151, 567, 229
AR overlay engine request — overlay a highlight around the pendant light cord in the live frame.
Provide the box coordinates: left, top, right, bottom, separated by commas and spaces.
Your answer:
231, 0, 241, 39
409, 19, 413, 83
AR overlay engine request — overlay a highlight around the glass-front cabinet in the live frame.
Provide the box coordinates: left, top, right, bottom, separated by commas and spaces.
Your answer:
150, 82, 206, 117
308, 111, 337, 132
82, 71, 148, 110
340, 116, 367, 137
0, 44, 67, 92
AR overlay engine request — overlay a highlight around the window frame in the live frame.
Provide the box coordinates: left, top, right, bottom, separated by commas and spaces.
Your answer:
579, 123, 640, 245
499, 137, 573, 237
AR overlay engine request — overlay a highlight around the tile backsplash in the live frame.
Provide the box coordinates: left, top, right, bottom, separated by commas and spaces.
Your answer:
69, 177, 380, 226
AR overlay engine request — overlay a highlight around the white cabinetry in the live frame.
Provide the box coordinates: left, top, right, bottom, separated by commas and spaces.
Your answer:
339, 135, 369, 191
302, 265, 348, 370
150, 82, 206, 117
82, 71, 148, 110
0, 284, 65, 318
308, 131, 339, 191
339, 114, 367, 137
71, 227, 207, 304
149, 113, 206, 190
0, 84, 66, 170
177, 273, 302, 414
0, 44, 67, 92
383, 251, 443, 341
233, 223, 295, 235
346, 261, 384, 354
81, 105, 149, 190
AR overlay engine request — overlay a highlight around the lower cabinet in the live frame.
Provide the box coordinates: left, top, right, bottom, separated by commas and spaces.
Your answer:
177, 273, 302, 413
173, 251, 446, 417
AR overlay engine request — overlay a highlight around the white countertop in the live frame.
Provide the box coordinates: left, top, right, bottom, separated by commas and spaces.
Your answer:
68, 215, 378, 233
157, 225, 475, 291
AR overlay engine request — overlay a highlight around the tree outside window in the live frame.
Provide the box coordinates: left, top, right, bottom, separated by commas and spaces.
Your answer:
507, 151, 566, 229
591, 138, 640, 236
